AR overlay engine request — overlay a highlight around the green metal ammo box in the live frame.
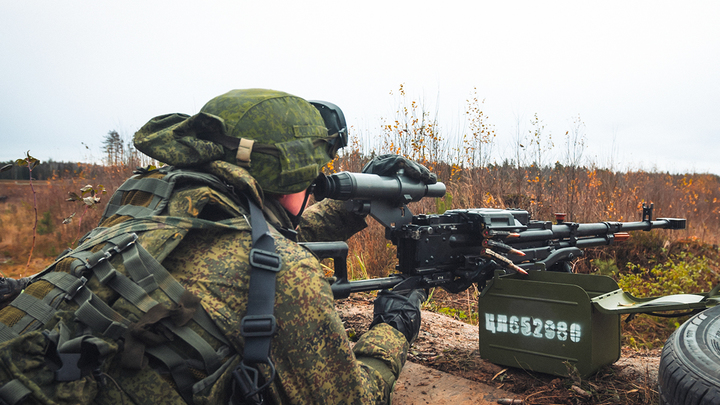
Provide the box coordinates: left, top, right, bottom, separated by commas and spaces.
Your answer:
478, 271, 621, 377
478, 271, 719, 377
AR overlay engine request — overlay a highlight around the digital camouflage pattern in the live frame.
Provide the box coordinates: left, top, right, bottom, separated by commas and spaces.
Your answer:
297, 198, 368, 243
160, 161, 408, 404
0, 311, 111, 405
201, 89, 333, 195
166, 224, 407, 404
133, 112, 227, 168
135, 89, 334, 195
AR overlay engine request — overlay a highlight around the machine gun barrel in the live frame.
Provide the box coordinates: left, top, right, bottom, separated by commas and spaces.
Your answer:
511, 217, 686, 245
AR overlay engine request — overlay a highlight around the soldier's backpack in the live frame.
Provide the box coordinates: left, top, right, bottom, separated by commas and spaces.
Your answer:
0, 166, 280, 405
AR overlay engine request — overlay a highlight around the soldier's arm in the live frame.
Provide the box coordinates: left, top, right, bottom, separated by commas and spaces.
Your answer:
296, 198, 367, 242
268, 250, 407, 404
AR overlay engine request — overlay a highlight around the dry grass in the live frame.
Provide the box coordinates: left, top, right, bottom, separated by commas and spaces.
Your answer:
0, 166, 133, 277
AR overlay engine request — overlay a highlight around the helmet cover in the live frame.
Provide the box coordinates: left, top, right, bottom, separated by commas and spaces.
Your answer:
134, 89, 334, 194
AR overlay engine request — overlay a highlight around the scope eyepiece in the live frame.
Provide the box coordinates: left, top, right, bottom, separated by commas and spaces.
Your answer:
312, 172, 355, 201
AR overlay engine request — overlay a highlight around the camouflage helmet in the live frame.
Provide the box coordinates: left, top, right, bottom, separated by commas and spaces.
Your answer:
202, 89, 345, 194
134, 89, 346, 194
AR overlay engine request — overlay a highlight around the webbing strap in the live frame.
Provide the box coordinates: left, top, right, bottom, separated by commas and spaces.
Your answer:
2, 286, 64, 338
104, 177, 175, 219
145, 345, 197, 404
236, 138, 255, 168
164, 170, 232, 194
0, 379, 31, 405
128, 241, 230, 346
54, 231, 230, 388
91, 268, 224, 375
64, 233, 137, 274
74, 296, 130, 341
9, 293, 56, 326
0, 272, 87, 341
37, 271, 132, 342
61, 226, 231, 367
162, 319, 222, 374
76, 238, 227, 373
232, 197, 281, 403
135, 246, 185, 303
92, 260, 157, 312
5, 314, 37, 340
52, 322, 115, 382
122, 243, 159, 292
79, 227, 108, 246
104, 203, 157, 219
0, 324, 18, 342
117, 177, 175, 196
41, 271, 87, 300
242, 199, 280, 364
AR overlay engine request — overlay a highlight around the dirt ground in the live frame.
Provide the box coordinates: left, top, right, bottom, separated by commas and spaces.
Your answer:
336, 295, 662, 405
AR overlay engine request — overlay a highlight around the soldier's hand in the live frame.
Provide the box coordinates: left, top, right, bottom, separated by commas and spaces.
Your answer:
362, 154, 437, 185
0, 277, 30, 309
369, 289, 427, 344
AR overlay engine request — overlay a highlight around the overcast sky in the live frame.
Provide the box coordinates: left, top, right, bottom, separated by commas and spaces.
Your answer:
1, 1, 719, 176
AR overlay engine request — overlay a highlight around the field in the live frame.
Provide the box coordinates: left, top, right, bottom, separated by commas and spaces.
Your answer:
1, 154, 719, 403
2, 89, 719, 403
2, 159, 718, 334
0, 168, 130, 277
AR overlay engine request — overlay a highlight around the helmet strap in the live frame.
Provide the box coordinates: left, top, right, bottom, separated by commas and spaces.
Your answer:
288, 189, 312, 228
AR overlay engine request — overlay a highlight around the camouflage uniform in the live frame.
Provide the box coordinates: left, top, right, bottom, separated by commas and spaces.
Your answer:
125, 90, 407, 403
157, 163, 407, 404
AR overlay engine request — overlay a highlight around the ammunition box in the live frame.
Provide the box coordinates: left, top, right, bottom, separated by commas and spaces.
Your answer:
478, 271, 621, 378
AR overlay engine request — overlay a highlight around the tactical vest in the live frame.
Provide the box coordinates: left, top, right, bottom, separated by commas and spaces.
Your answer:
0, 166, 278, 405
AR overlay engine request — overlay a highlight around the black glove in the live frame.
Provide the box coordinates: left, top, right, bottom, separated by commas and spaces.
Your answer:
0, 277, 30, 308
362, 154, 437, 185
369, 289, 427, 344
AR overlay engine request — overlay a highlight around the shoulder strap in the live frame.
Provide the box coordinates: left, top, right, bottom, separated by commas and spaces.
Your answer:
232, 196, 282, 405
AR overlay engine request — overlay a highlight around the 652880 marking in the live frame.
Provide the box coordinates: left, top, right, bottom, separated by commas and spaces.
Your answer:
485, 313, 582, 342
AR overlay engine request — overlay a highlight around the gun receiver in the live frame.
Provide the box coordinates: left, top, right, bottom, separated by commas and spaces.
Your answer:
311, 173, 686, 299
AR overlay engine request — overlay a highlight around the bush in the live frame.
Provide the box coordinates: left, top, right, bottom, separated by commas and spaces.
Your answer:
37, 210, 55, 235
618, 251, 717, 298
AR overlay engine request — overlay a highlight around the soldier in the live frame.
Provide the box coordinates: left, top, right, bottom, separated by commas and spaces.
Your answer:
134, 88, 432, 404
0, 89, 430, 405
110, 89, 431, 404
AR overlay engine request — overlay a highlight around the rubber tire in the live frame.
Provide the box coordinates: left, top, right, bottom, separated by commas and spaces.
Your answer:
659, 305, 720, 404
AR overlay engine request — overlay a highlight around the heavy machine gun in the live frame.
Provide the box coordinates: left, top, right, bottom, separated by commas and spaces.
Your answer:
309, 171, 686, 299
303, 171, 720, 378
